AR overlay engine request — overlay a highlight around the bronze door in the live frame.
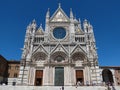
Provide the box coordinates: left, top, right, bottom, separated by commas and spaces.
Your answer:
55, 67, 64, 86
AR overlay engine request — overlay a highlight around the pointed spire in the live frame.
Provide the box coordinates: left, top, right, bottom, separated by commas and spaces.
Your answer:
32, 19, 36, 24
36, 24, 44, 35
84, 19, 88, 23
83, 19, 89, 33
78, 18, 81, 23
89, 24, 93, 33
73, 14, 78, 23
70, 8, 73, 19
58, 3, 61, 8
78, 18, 81, 29
40, 23, 42, 27
31, 19, 37, 29
27, 23, 31, 30
26, 23, 32, 34
46, 8, 50, 18
39, 24, 43, 30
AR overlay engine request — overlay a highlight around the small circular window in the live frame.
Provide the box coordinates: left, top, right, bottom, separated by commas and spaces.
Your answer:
55, 55, 65, 62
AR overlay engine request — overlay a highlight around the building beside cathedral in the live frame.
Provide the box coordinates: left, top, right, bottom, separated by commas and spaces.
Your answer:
17, 4, 119, 86
0, 55, 8, 84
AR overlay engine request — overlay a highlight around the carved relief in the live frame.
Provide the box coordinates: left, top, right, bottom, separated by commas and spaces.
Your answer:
51, 11, 68, 22
54, 55, 65, 62
32, 52, 47, 62
71, 52, 85, 67
73, 53, 84, 60
50, 51, 68, 63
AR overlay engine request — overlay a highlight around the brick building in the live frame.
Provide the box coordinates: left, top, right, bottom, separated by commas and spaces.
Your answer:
115, 69, 120, 85
0, 55, 8, 84
100, 66, 120, 86
7, 60, 20, 85
0, 55, 20, 85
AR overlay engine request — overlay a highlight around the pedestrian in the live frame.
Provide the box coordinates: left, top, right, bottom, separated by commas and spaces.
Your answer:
62, 86, 64, 90
86, 81, 89, 86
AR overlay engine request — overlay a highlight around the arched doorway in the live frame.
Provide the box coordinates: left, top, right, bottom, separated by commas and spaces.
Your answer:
71, 52, 85, 85
31, 52, 47, 86
54, 67, 64, 86
35, 70, 43, 86
51, 51, 67, 86
102, 69, 114, 85
76, 70, 84, 85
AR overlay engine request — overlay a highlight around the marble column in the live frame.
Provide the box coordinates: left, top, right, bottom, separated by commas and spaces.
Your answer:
49, 66, 54, 85
69, 66, 76, 86
43, 66, 49, 85
65, 66, 72, 85
28, 67, 35, 85
84, 65, 91, 85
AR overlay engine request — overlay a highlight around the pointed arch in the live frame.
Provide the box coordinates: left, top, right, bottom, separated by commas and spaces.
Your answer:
31, 52, 47, 62
71, 52, 85, 61
50, 51, 68, 63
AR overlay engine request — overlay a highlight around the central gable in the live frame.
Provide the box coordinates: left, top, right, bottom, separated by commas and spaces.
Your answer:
50, 43, 68, 55
50, 8, 70, 22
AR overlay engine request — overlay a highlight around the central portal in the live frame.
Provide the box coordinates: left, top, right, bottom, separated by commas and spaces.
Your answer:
55, 67, 64, 86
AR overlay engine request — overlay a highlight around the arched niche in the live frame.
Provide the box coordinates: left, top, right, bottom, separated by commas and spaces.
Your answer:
102, 69, 114, 85
71, 52, 85, 62
50, 51, 68, 63
31, 52, 47, 62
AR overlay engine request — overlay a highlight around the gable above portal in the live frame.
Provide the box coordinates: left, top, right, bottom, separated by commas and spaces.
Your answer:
32, 44, 48, 56
50, 43, 68, 55
71, 44, 87, 56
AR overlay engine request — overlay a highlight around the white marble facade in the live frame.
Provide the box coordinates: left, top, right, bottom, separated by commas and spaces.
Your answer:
17, 4, 101, 86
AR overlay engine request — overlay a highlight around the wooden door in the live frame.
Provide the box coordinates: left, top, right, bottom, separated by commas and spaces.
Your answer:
35, 70, 43, 86
76, 70, 84, 84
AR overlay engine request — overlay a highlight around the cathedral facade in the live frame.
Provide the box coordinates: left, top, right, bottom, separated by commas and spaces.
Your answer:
17, 4, 101, 86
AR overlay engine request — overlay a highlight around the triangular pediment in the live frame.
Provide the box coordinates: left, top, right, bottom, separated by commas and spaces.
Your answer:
75, 28, 84, 35
50, 8, 70, 22
32, 44, 48, 56
71, 44, 87, 56
50, 43, 68, 55
35, 25, 44, 35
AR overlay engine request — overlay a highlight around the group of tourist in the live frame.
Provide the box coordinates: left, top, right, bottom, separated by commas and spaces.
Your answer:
76, 80, 89, 87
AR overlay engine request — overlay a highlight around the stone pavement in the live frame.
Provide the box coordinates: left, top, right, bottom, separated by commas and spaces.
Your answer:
0, 86, 120, 90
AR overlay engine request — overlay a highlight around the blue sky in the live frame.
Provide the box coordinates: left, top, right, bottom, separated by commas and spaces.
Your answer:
0, 0, 120, 66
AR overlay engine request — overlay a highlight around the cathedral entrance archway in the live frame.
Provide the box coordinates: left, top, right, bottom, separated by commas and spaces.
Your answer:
102, 69, 114, 85
35, 70, 43, 86
51, 51, 67, 63
76, 70, 84, 85
55, 67, 64, 86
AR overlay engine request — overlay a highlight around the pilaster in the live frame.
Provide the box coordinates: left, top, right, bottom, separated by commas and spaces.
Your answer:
43, 66, 49, 85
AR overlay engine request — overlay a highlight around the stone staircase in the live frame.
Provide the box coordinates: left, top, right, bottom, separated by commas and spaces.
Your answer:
0, 86, 120, 90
